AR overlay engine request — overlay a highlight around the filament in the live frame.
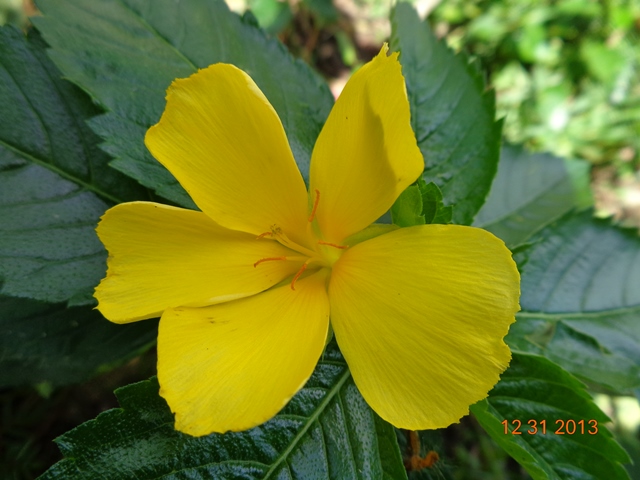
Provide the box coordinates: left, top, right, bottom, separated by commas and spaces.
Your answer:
317, 240, 348, 249
308, 189, 320, 222
290, 262, 309, 290
253, 256, 286, 267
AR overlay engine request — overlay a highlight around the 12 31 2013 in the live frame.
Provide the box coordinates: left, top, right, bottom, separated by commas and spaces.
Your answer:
501, 419, 598, 435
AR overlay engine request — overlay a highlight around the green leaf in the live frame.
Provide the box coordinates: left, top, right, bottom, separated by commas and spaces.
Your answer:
418, 181, 452, 225
0, 26, 146, 304
391, 179, 452, 227
33, 0, 335, 205
0, 295, 156, 387
391, 184, 425, 227
473, 352, 630, 479
41, 344, 407, 480
474, 145, 592, 248
390, 3, 502, 226
509, 210, 640, 393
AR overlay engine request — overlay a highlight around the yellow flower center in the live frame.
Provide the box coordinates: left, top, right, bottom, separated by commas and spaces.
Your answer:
253, 189, 348, 289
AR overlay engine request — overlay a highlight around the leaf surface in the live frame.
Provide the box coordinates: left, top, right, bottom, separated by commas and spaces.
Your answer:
474, 146, 592, 248
0, 26, 145, 304
41, 344, 407, 480
509, 210, 640, 393
33, 0, 334, 205
390, 3, 502, 225
473, 352, 630, 479
0, 26, 157, 386
0, 295, 156, 388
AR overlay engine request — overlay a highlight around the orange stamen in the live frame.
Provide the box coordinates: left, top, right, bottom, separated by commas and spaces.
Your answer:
308, 189, 320, 222
290, 263, 308, 290
405, 431, 439, 472
253, 256, 286, 267
256, 231, 273, 240
317, 240, 348, 249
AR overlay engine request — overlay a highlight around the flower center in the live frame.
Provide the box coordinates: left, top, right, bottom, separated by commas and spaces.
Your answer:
253, 189, 348, 290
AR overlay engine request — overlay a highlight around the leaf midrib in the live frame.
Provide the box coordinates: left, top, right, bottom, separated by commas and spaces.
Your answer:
263, 366, 351, 478
0, 139, 121, 204
517, 304, 640, 321
475, 175, 568, 228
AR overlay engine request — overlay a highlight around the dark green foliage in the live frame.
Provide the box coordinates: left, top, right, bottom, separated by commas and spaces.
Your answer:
390, 3, 502, 226
33, 0, 335, 206
40, 344, 406, 480
473, 352, 630, 479
0, 26, 146, 305
0, 26, 157, 387
0, 295, 157, 388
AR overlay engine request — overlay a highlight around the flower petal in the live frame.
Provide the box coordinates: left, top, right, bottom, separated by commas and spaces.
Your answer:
95, 202, 301, 323
309, 45, 424, 244
145, 64, 310, 245
329, 225, 520, 429
158, 270, 330, 436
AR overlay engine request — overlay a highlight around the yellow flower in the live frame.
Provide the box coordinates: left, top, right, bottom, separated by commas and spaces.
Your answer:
95, 46, 520, 437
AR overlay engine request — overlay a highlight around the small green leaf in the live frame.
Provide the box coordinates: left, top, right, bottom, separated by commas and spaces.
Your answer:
418, 181, 452, 225
0, 26, 146, 304
473, 352, 630, 479
474, 145, 592, 248
0, 295, 156, 387
390, 3, 502, 226
391, 179, 452, 227
33, 0, 335, 204
509, 210, 640, 393
391, 184, 425, 227
41, 344, 407, 480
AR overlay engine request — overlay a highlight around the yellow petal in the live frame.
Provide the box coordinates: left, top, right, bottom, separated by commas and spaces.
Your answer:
157, 270, 330, 436
95, 202, 300, 323
329, 225, 520, 429
309, 45, 424, 244
145, 64, 310, 246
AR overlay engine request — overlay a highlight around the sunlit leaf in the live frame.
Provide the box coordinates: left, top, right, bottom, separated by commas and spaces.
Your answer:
474, 145, 592, 248
390, 3, 502, 226
509, 210, 640, 393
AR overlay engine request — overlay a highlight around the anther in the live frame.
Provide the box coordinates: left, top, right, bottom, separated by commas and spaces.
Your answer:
317, 240, 348, 250
253, 256, 286, 267
308, 189, 320, 223
290, 262, 309, 290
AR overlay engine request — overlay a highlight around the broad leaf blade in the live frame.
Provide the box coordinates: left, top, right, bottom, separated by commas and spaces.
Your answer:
0, 26, 145, 304
390, 3, 502, 226
473, 352, 630, 480
33, 0, 335, 205
0, 295, 156, 388
0, 26, 157, 385
509, 210, 640, 393
41, 345, 407, 480
474, 145, 592, 248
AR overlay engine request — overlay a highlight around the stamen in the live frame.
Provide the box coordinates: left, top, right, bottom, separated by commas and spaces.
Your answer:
290, 262, 309, 290
256, 231, 273, 240
317, 240, 348, 250
253, 256, 286, 267
308, 189, 320, 222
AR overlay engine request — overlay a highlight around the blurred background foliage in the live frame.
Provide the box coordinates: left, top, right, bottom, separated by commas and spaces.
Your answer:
1, 0, 640, 478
